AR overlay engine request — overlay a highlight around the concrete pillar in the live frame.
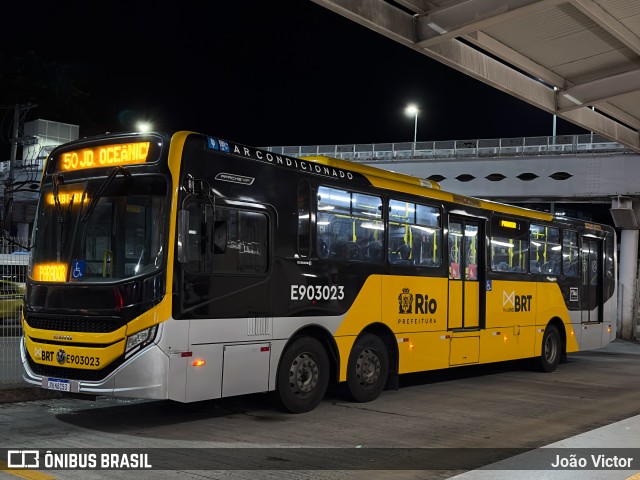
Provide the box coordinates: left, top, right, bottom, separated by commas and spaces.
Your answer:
610, 197, 640, 340
618, 229, 638, 340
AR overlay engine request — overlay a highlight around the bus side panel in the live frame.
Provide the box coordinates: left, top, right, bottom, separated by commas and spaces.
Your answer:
184, 316, 275, 402
485, 280, 536, 329
536, 282, 579, 353
185, 342, 224, 402
334, 275, 382, 337
158, 318, 190, 402
394, 332, 450, 373
580, 323, 603, 351
479, 326, 536, 363
483, 280, 536, 362
382, 275, 448, 375
602, 295, 616, 346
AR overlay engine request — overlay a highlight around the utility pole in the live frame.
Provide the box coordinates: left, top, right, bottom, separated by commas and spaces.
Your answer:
3, 105, 20, 235
4, 103, 35, 236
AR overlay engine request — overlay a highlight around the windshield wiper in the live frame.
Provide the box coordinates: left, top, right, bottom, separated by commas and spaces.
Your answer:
81, 166, 130, 222
52, 174, 64, 223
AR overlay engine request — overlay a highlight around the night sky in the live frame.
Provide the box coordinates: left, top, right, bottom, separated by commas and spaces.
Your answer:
0, 1, 586, 155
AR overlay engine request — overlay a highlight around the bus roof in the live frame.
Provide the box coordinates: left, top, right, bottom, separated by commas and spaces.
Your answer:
302, 155, 441, 190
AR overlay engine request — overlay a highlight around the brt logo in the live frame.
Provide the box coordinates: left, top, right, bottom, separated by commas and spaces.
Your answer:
503, 290, 533, 312
398, 288, 438, 314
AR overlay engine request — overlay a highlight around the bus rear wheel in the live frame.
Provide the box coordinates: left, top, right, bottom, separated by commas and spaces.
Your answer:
274, 336, 329, 414
536, 324, 561, 372
346, 333, 389, 403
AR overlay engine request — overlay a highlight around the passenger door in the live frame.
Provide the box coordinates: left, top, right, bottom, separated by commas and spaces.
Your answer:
581, 237, 603, 324
448, 217, 482, 330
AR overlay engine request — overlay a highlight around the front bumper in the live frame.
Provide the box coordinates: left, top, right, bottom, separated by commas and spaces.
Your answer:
21, 337, 170, 399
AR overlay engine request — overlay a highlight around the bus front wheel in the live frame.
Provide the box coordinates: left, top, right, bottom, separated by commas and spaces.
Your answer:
274, 336, 329, 414
346, 333, 389, 403
536, 324, 561, 372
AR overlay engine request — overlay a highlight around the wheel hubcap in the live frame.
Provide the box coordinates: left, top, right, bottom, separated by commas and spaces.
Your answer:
356, 348, 381, 387
544, 335, 558, 364
289, 353, 319, 396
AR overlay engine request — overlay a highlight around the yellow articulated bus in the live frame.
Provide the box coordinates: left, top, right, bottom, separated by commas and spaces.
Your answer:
22, 131, 616, 413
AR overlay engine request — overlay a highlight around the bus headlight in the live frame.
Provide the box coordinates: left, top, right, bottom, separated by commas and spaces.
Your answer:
125, 325, 158, 356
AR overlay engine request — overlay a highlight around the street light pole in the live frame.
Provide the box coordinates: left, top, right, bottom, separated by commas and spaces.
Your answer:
405, 104, 419, 157
405, 104, 419, 142
413, 113, 417, 143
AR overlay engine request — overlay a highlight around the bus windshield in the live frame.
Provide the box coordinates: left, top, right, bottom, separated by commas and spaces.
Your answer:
31, 173, 168, 283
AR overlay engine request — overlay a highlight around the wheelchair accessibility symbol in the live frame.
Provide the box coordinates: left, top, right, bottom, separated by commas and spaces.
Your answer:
71, 259, 86, 279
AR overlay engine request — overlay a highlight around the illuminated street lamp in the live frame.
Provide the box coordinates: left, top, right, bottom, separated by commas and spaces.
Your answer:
136, 121, 151, 132
405, 104, 419, 143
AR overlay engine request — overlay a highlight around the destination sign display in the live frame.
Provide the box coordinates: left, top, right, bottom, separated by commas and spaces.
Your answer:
492, 216, 528, 237
33, 263, 67, 282
49, 138, 162, 173
46, 191, 89, 206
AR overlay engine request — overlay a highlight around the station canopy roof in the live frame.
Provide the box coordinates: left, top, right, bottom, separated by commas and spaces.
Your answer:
312, 0, 640, 152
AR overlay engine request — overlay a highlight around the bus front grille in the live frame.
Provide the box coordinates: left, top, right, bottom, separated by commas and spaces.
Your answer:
25, 314, 125, 333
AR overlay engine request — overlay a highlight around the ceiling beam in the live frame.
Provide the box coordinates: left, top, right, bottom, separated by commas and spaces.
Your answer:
557, 68, 640, 112
597, 104, 640, 131
569, 0, 640, 57
428, 37, 639, 150
465, 31, 566, 88
311, 0, 416, 43
415, 0, 563, 48
393, 0, 437, 15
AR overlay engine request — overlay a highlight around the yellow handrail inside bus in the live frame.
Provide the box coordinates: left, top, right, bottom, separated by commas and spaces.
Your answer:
103, 249, 113, 278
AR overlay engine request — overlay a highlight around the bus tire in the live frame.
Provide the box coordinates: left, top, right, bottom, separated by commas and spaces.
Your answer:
537, 324, 561, 372
274, 336, 329, 414
346, 333, 389, 403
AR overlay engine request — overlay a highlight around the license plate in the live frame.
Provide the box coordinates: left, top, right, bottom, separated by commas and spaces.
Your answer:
43, 377, 76, 392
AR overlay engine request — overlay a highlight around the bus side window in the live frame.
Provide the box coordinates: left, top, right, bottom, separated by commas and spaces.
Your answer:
298, 180, 311, 258
562, 230, 579, 277
388, 199, 441, 267
213, 209, 269, 274
180, 203, 268, 275
316, 186, 383, 262
530, 224, 561, 275
490, 237, 529, 273
605, 235, 614, 280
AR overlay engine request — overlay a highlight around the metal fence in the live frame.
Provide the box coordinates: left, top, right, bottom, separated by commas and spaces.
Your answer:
266, 134, 630, 162
0, 238, 29, 386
